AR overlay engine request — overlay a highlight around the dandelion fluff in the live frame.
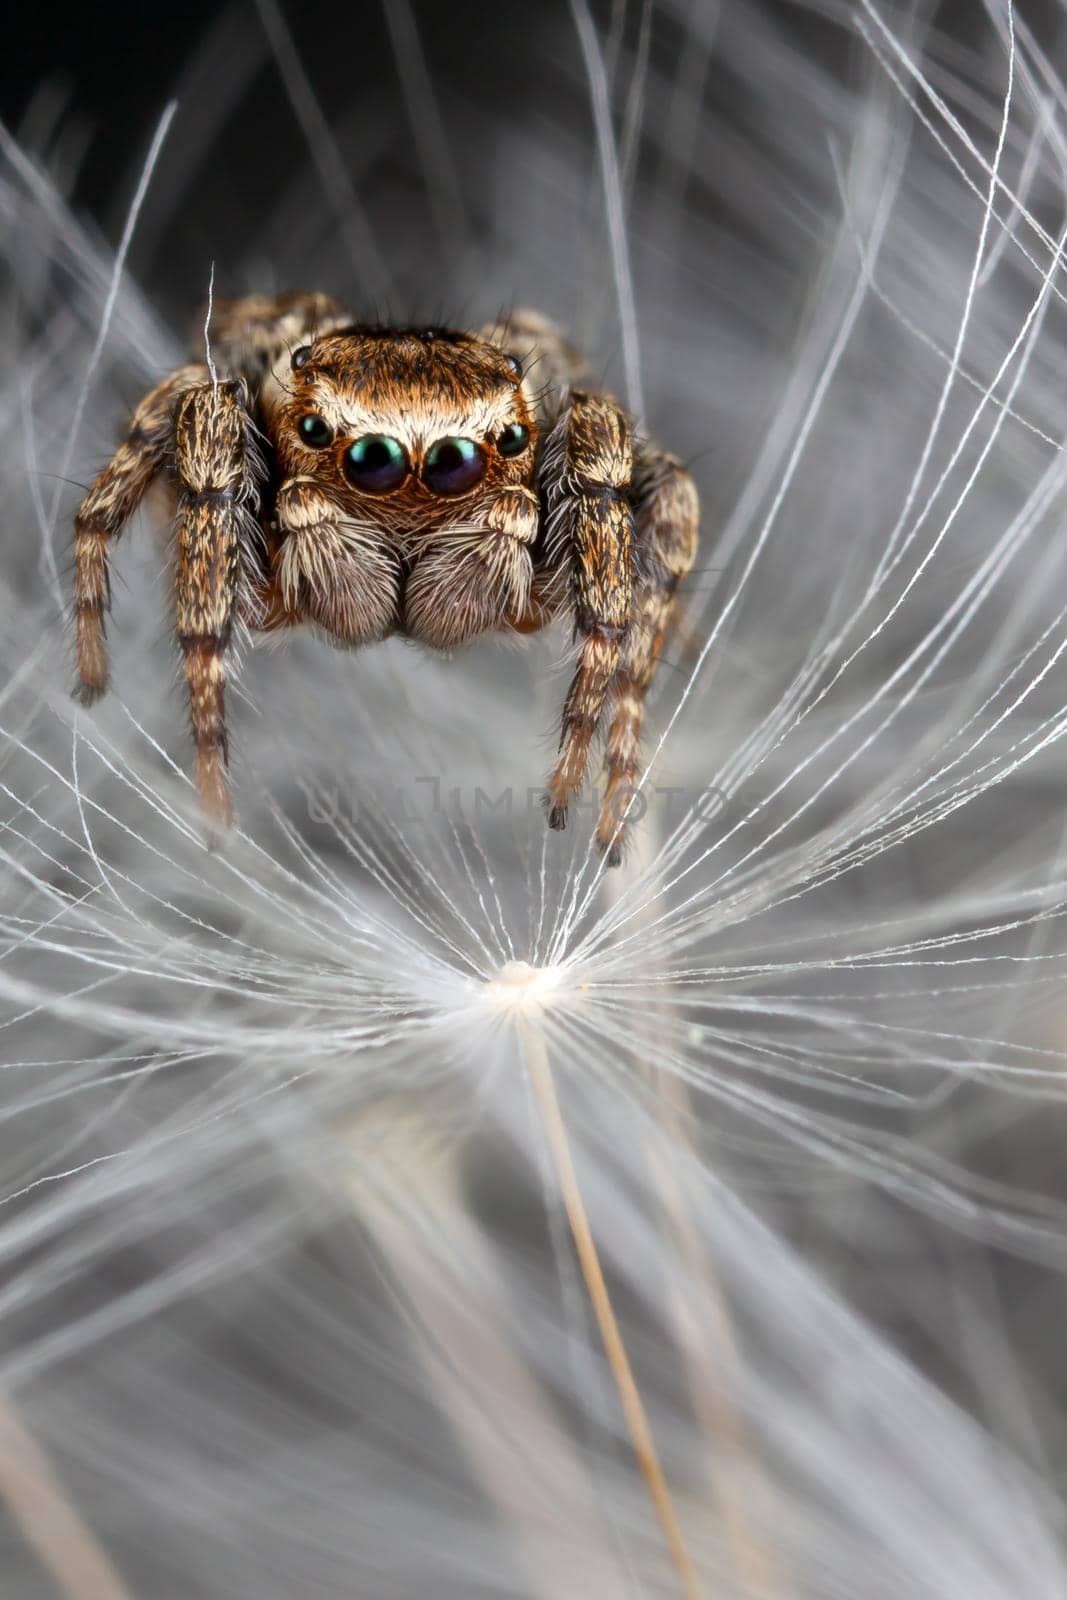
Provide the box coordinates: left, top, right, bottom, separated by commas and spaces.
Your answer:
2, 1, 1067, 1595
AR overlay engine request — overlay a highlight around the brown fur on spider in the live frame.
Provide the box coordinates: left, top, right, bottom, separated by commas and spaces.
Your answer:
71, 294, 698, 865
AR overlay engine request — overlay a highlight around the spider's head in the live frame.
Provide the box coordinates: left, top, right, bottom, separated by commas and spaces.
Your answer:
266, 325, 537, 524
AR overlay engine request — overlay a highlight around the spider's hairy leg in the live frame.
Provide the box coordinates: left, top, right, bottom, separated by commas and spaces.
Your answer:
174, 380, 259, 828
204, 291, 345, 382
480, 309, 587, 399
597, 450, 699, 866
543, 392, 634, 835
72, 363, 210, 703
404, 487, 539, 648
274, 478, 400, 644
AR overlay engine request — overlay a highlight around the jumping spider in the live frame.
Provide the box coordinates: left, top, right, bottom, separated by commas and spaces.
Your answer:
72, 294, 699, 862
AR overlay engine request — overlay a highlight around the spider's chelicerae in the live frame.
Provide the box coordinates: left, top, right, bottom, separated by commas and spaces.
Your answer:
72, 294, 699, 862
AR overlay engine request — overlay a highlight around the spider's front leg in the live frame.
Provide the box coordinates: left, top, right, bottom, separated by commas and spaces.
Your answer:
542, 392, 634, 837
174, 380, 260, 826
73, 363, 210, 702
597, 449, 699, 865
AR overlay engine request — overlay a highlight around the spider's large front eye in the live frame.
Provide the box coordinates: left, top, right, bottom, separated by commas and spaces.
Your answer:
344, 435, 409, 493
299, 413, 333, 448
422, 437, 487, 496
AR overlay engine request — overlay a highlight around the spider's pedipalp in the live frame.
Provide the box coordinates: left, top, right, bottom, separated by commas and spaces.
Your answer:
174, 380, 260, 828
542, 392, 635, 833
273, 476, 400, 645
72, 363, 210, 703
404, 485, 539, 648
596, 449, 699, 865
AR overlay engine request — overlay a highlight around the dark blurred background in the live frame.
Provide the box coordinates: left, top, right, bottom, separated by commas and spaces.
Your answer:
0, 0, 911, 318
5, 1, 1067, 308
6, 0, 1063, 198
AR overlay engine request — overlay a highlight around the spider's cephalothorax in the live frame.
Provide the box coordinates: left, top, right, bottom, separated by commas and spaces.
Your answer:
72, 295, 698, 862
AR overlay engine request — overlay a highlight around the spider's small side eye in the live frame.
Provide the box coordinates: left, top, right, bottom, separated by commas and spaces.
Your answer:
299, 413, 333, 447
504, 354, 523, 378
344, 435, 410, 493
497, 423, 530, 457
291, 345, 313, 370
423, 437, 487, 496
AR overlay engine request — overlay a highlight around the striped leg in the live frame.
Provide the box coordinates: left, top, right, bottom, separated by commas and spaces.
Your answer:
596, 450, 699, 865
173, 381, 259, 826
205, 291, 344, 383
72, 364, 209, 702
543, 392, 635, 832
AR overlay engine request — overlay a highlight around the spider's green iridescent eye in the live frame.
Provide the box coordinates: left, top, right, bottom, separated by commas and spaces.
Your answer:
298, 413, 333, 448
344, 434, 409, 493
497, 422, 530, 458
423, 436, 487, 496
